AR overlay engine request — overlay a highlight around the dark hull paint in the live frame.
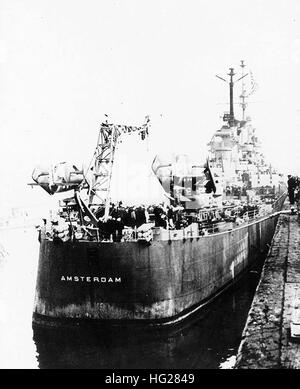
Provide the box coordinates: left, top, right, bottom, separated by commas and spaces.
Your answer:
33, 203, 284, 328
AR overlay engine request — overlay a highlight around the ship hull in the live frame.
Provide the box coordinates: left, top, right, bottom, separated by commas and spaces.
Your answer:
32, 208, 283, 328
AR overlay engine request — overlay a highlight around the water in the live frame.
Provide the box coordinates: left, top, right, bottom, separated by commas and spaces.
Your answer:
0, 227, 263, 369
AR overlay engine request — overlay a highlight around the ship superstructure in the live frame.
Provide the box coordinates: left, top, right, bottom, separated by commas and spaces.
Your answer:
208, 61, 283, 198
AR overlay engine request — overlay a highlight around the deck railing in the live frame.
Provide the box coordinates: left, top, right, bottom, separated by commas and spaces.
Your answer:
43, 197, 286, 244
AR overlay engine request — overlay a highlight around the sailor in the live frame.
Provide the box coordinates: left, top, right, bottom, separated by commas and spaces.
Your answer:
153, 205, 167, 228
287, 175, 297, 212
135, 206, 147, 227
36, 225, 42, 243
110, 203, 117, 218
226, 186, 231, 196
174, 206, 184, 229
115, 202, 125, 241
293, 176, 300, 213
106, 216, 116, 241
204, 179, 214, 194
36, 218, 47, 242
167, 205, 175, 229
123, 207, 132, 227
97, 217, 106, 240
153, 205, 162, 227
130, 207, 137, 227
145, 206, 150, 223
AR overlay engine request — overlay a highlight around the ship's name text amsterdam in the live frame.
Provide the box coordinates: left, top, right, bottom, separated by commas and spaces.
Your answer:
60, 276, 121, 283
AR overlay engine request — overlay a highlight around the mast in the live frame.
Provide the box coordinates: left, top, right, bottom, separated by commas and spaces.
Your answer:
228, 68, 235, 127
239, 60, 247, 120
216, 66, 248, 128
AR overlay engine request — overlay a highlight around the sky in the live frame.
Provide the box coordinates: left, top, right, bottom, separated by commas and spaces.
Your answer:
1, 0, 300, 213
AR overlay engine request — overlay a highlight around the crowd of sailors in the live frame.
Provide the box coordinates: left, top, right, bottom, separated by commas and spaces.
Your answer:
38, 197, 273, 243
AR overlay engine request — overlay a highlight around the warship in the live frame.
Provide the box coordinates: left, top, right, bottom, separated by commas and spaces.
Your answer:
31, 61, 286, 328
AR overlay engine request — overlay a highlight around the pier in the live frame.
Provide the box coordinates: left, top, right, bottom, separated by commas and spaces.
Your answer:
235, 202, 300, 369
